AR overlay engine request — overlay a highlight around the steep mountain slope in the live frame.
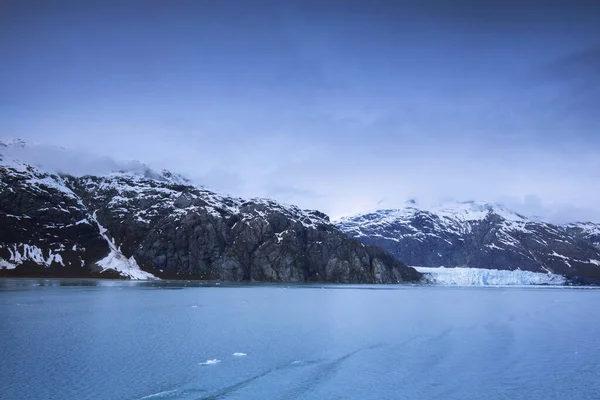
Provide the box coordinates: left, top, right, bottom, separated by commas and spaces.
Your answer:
565, 222, 600, 250
336, 201, 600, 280
0, 140, 420, 283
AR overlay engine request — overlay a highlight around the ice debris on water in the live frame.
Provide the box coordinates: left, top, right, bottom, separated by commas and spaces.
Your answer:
199, 359, 221, 366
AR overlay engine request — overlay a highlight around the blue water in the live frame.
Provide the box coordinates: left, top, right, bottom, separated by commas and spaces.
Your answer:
1, 279, 599, 400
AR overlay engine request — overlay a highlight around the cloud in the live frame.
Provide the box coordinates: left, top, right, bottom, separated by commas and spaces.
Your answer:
195, 169, 244, 194
499, 194, 600, 224
531, 45, 600, 121
548, 46, 600, 120
1, 139, 144, 176
554, 45, 600, 75
262, 184, 323, 208
298, 0, 600, 30
2, 0, 599, 223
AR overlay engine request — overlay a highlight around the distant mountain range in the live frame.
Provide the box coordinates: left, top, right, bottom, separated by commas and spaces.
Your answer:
336, 200, 600, 283
0, 138, 420, 283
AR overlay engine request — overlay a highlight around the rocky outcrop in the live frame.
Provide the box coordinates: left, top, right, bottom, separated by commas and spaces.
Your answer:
337, 201, 600, 280
0, 145, 420, 283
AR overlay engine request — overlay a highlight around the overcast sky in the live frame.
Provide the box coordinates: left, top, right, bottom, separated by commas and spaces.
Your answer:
1, 0, 599, 221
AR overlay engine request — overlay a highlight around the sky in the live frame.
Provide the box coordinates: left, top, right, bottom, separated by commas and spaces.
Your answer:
1, 0, 599, 222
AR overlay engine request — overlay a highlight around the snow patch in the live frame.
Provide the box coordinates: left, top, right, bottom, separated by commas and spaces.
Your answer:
26, 176, 78, 199
96, 250, 156, 280
2, 244, 65, 267
0, 259, 16, 269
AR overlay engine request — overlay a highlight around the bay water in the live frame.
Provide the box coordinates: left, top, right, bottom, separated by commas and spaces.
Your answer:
1, 279, 598, 399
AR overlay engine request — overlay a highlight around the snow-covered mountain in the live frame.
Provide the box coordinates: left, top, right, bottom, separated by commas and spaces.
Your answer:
0, 138, 420, 283
564, 222, 600, 250
336, 200, 600, 282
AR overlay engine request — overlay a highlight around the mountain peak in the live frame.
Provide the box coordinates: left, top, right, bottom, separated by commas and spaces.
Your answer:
362, 200, 528, 223
432, 200, 527, 222
337, 200, 600, 280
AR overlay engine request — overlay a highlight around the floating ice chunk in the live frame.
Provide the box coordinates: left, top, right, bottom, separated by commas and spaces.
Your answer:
141, 388, 182, 399
232, 352, 247, 357
199, 359, 221, 365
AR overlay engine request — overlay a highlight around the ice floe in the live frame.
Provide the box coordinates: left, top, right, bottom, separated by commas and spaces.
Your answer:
199, 359, 221, 366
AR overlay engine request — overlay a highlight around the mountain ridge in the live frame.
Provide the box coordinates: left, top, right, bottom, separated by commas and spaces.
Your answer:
0, 140, 420, 283
336, 202, 600, 281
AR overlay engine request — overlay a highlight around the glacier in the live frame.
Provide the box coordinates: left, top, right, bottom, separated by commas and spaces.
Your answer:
414, 266, 567, 286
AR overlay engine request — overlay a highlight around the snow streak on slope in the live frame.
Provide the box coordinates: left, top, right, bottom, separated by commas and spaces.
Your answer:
91, 213, 157, 280
415, 267, 567, 286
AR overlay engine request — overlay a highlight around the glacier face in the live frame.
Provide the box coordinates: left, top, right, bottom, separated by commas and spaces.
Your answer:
414, 266, 567, 286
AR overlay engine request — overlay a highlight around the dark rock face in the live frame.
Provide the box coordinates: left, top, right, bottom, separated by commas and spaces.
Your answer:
0, 153, 420, 283
0, 163, 110, 277
337, 203, 600, 279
